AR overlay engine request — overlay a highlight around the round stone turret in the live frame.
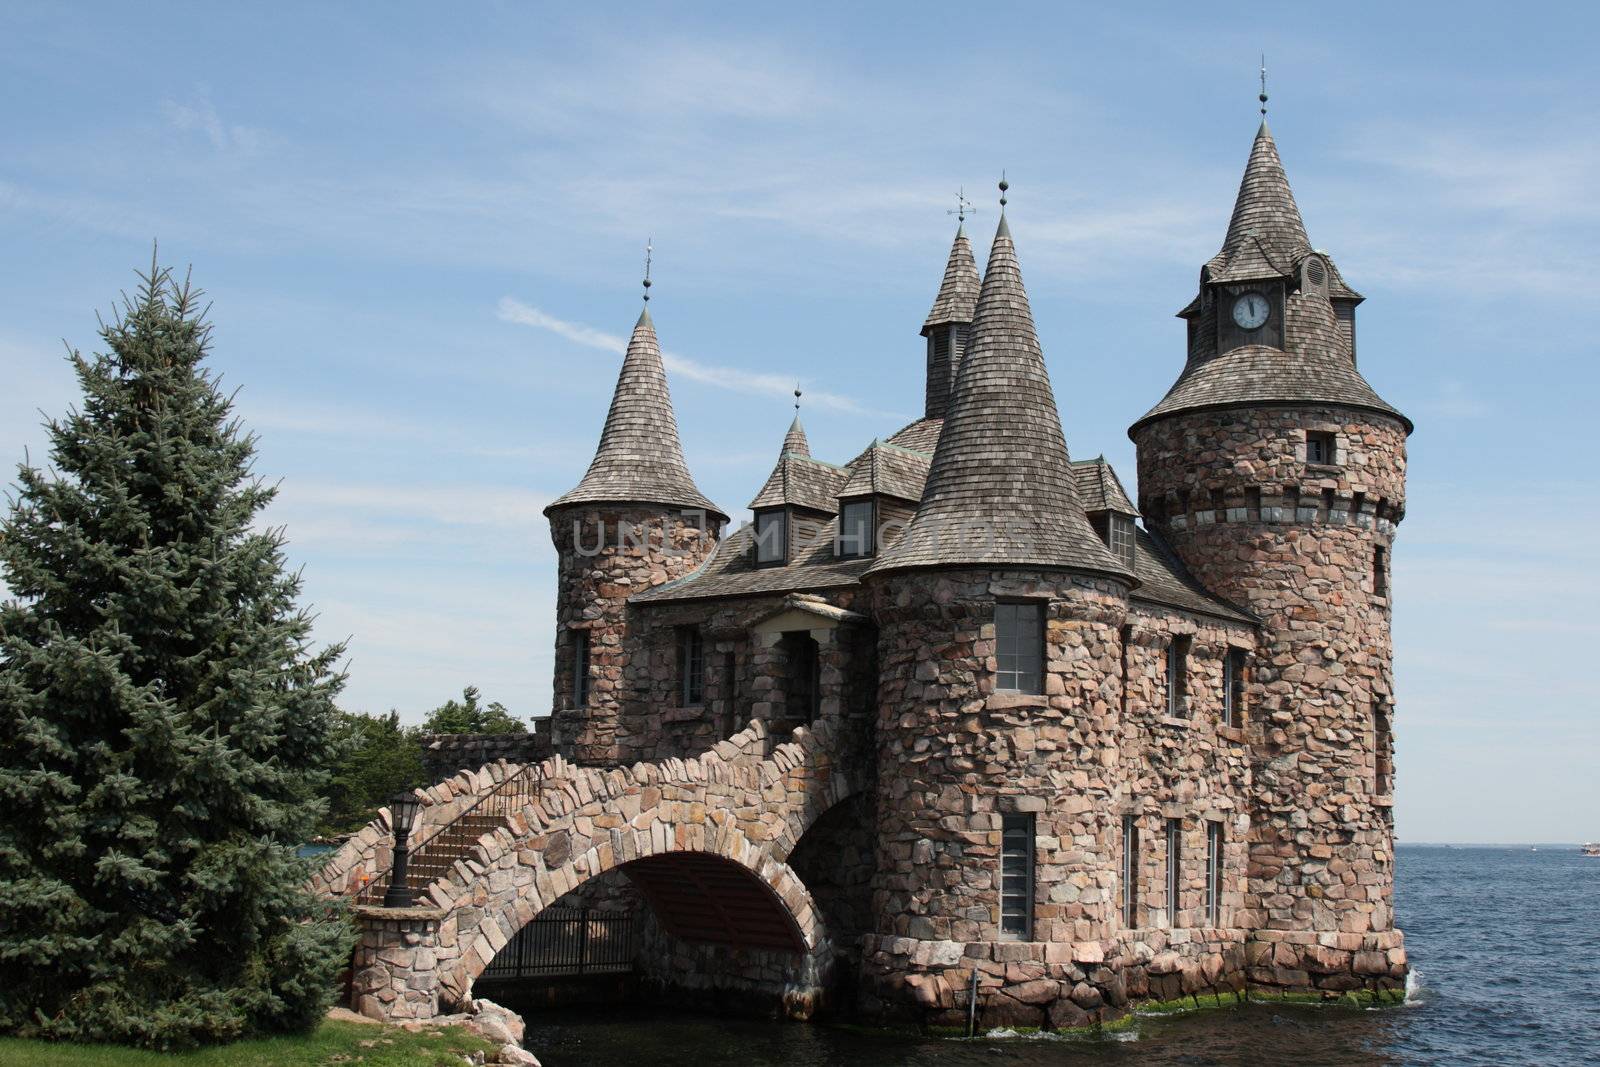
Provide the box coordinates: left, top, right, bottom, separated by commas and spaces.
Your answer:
862, 210, 1135, 1024
1130, 120, 1409, 996
545, 306, 725, 764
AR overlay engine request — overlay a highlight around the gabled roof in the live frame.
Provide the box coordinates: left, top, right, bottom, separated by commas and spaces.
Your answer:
867, 215, 1134, 580
547, 307, 726, 520
629, 519, 871, 604
1071, 457, 1138, 516
838, 439, 930, 503
749, 419, 850, 514
921, 225, 981, 334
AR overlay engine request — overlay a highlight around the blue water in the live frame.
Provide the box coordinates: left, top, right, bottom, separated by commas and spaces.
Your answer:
516, 845, 1600, 1066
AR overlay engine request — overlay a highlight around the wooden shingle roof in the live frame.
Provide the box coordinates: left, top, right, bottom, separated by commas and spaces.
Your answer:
1071, 457, 1138, 516
921, 226, 981, 334
1140, 122, 1410, 436
866, 215, 1134, 580
749, 416, 849, 514
839, 440, 931, 503
546, 308, 726, 520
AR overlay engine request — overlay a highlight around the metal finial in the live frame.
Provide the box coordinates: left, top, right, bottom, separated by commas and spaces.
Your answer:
998, 171, 1008, 210
793, 385, 802, 412
948, 186, 978, 224
1259, 55, 1268, 116
642, 237, 653, 302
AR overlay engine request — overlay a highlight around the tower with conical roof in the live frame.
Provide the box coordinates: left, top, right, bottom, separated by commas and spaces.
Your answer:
920, 221, 981, 419
545, 294, 727, 764
1130, 115, 1411, 994
863, 188, 1137, 969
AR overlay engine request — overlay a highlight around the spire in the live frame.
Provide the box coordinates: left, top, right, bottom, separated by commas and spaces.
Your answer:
921, 223, 980, 335
1217, 120, 1310, 267
546, 305, 727, 520
868, 204, 1133, 579
782, 414, 810, 458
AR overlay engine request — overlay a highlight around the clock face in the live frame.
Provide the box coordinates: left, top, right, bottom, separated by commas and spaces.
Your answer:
1233, 292, 1270, 330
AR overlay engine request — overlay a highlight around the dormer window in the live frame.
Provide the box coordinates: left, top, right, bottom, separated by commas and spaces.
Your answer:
837, 499, 875, 559
754, 510, 787, 566
1109, 513, 1136, 569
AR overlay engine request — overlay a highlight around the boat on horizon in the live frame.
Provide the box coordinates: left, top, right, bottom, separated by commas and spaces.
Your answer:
1582, 842, 1600, 857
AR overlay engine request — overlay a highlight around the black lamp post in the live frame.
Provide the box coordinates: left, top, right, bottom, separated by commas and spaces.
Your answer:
383, 790, 422, 908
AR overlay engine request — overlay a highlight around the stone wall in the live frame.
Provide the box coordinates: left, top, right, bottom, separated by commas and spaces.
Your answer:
618, 589, 874, 763
1134, 404, 1407, 994
548, 506, 720, 764
421, 725, 552, 784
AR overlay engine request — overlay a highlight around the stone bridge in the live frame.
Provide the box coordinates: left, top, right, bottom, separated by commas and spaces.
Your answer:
314, 718, 866, 1021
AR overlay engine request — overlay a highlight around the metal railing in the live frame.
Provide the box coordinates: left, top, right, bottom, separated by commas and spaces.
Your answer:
480, 907, 636, 980
357, 761, 548, 904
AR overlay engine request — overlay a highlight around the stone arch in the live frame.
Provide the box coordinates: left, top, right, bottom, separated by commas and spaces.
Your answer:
438, 816, 829, 1006
331, 718, 866, 1020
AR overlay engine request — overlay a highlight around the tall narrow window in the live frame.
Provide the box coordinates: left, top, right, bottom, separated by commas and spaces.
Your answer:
572, 631, 591, 708
755, 510, 787, 565
1118, 624, 1134, 716
1374, 702, 1394, 795
1109, 513, 1137, 569
1166, 636, 1191, 716
1000, 813, 1035, 940
677, 627, 704, 706
837, 499, 875, 558
1223, 648, 1246, 727
719, 650, 738, 736
1205, 822, 1223, 926
1165, 819, 1182, 927
995, 602, 1044, 694
1374, 546, 1389, 598
1121, 815, 1140, 929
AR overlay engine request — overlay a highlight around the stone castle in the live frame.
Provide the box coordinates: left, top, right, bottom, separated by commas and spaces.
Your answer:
323, 115, 1409, 1030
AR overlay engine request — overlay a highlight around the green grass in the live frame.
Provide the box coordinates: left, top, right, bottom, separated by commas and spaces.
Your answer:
0, 1020, 502, 1067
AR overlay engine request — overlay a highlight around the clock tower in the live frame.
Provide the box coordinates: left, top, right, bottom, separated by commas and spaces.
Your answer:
1131, 118, 1412, 998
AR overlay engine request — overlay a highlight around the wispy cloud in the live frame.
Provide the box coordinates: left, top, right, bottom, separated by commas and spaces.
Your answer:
162, 90, 268, 155
496, 297, 890, 416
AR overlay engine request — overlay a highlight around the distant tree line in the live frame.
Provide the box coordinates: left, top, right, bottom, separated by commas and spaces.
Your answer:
319, 686, 525, 836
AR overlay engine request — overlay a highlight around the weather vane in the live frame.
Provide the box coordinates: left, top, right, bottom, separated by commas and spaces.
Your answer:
948, 187, 978, 224
1259, 55, 1269, 117
794, 385, 802, 412
642, 238, 653, 302
998, 171, 1009, 211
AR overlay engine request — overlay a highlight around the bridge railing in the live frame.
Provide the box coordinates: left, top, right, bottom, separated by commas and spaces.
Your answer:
356, 759, 550, 904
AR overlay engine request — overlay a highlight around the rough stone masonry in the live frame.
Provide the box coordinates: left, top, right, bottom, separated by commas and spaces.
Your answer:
323, 113, 1409, 1031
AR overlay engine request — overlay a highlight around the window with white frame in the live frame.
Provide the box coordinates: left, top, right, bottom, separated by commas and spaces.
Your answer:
838, 499, 875, 558
755, 510, 787, 565
1206, 821, 1223, 926
1000, 813, 1035, 940
1121, 815, 1140, 928
995, 602, 1044, 694
1167, 636, 1191, 717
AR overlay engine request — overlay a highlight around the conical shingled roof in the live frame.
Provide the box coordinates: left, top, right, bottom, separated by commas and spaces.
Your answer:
921, 225, 981, 334
781, 415, 810, 458
1138, 122, 1411, 436
1207, 121, 1310, 282
546, 307, 727, 520
867, 215, 1133, 580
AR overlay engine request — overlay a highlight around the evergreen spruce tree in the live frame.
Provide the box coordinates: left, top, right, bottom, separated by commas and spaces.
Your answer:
0, 261, 351, 1047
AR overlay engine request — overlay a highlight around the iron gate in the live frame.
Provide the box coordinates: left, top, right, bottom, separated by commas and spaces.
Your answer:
480, 907, 636, 980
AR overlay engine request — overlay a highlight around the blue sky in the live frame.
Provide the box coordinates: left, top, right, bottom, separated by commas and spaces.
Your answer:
2, 2, 1594, 843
